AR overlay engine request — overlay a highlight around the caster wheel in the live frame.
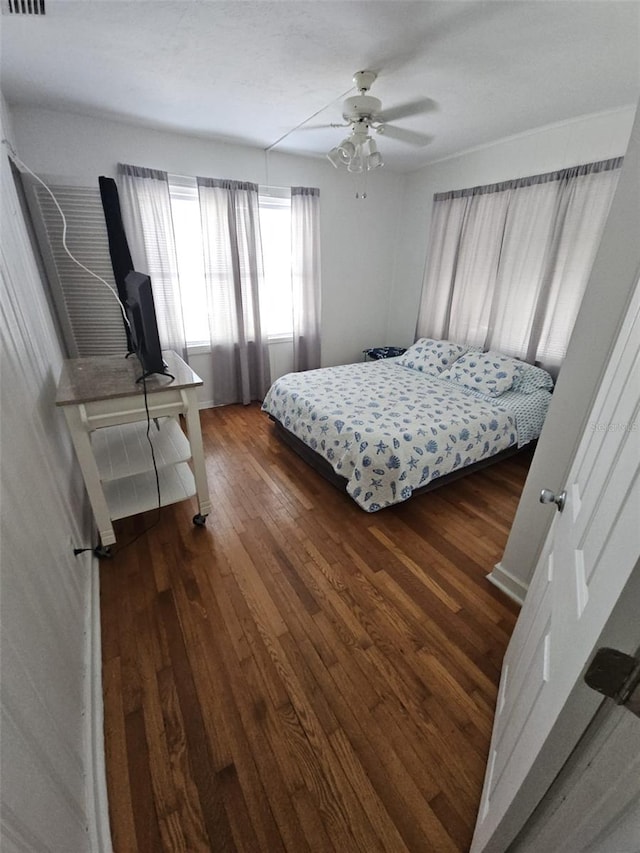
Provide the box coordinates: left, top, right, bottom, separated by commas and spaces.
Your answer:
93, 545, 112, 559
192, 513, 207, 528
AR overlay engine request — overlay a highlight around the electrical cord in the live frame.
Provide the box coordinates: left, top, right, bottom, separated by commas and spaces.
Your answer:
142, 370, 163, 525
1, 137, 131, 333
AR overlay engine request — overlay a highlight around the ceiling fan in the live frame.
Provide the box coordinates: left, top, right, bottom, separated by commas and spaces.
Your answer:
325, 70, 433, 172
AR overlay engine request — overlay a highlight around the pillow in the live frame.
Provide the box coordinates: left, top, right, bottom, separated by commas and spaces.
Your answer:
441, 350, 522, 396
398, 338, 468, 376
511, 362, 554, 394
466, 348, 555, 394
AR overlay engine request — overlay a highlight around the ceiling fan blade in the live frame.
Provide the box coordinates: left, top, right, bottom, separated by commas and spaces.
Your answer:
377, 97, 436, 124
378, 124, 433, 147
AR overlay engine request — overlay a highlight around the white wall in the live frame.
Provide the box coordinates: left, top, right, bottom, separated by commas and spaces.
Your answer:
0, 96, 109, 851
10, 106, 405, 382
389, 106, 637, 345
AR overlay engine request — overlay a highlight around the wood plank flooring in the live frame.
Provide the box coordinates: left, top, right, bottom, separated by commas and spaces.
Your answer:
100, 403, 530, 852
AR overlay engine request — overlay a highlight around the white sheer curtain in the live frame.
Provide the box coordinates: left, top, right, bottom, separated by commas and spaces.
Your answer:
117, 163, 187, 360
447, 191, 511, 348
291, 186, 321, 371
484, 180, 561, 359
416, 195, 470, 340
417, 158, 622, 372
197, 177, 271, 405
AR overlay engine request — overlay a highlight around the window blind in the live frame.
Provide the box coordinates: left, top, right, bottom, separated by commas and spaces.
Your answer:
23, 178, 127, 357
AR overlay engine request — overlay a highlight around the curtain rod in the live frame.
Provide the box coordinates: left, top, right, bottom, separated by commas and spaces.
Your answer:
168, 170, 290, 192
434, 156, 624, 201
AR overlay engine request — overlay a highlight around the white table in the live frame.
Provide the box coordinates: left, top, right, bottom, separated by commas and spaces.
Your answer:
56, 350, 212, 551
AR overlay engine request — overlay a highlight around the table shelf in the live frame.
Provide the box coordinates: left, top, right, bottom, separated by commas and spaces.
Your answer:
103, 462, 196, 521
91, 417, 191, 482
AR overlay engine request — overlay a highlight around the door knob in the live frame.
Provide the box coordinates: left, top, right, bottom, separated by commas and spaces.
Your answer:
539, 488, 566, 512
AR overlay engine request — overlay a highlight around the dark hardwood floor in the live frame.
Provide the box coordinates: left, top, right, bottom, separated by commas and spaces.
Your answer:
100, 403, 529, 852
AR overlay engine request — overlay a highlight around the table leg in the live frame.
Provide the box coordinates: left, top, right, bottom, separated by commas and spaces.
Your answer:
63, 405, 116, 546
181, 389, 212, 519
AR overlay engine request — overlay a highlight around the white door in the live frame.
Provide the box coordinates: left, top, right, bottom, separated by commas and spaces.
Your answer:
471, 276, 640, 853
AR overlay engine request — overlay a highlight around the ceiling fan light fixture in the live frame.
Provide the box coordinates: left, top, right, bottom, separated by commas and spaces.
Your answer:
367, 150, 384, 170
327, 133, 384, 174
347, 151, 364, 173
327, 147, 343, 168
337, 139, 356, 159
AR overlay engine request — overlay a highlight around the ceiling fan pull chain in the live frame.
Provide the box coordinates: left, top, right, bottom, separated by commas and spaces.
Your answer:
355, 169, 368, 200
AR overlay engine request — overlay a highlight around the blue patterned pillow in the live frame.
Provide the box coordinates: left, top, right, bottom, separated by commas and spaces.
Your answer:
398, 338, 468, 376
511, 363, 554, 394
466, 350, 555, 394
441, 350, 522, 396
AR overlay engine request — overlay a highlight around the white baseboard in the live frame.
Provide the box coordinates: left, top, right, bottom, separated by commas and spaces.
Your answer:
198, 399, 214, 410
85, 554, 113, 853
487, 562, 528, 607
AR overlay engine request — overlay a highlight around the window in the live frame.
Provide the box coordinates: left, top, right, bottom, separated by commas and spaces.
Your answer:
168, 176, 209, 347
258, 190, 292, 339
168, 175, 292, 347
417, 159, 621, 371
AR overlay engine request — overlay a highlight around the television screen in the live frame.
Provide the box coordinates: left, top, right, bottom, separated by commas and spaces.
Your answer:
124, 271, 168, 380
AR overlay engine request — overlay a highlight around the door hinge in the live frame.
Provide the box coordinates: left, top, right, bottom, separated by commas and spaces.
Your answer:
584, 647, 640, 719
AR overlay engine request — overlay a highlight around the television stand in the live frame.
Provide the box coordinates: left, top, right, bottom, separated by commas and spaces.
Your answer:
135, 369, 175, 384
125, 350, 174, 383
55, 350, 212, 549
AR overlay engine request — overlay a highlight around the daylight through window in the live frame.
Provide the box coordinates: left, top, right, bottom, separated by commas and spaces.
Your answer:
168, 175, 293, 347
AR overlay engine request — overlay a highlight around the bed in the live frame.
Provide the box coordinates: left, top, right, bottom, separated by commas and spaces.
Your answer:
262, 339, 554, 512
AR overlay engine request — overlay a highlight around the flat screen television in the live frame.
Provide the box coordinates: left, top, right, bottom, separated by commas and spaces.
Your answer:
124, 271, 170, 381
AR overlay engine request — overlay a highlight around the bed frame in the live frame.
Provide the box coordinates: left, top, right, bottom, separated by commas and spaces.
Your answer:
269, 415, 525, 501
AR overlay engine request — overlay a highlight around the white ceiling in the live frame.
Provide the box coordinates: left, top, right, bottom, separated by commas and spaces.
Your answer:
1, 0, 639, 171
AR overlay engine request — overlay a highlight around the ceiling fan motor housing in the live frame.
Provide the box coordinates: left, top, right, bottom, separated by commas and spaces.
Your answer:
342, 95, 382, 123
